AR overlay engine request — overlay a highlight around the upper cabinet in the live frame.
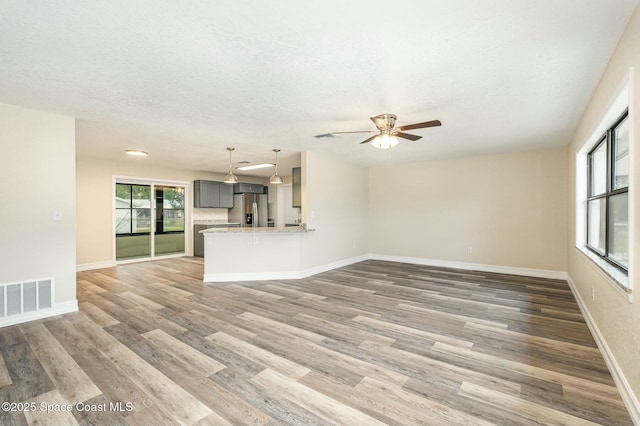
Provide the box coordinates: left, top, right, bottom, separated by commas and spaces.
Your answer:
194, 180, 234, 208
292, 167, 301, 208
233, 183, 264, 194
219, 182, 234, 207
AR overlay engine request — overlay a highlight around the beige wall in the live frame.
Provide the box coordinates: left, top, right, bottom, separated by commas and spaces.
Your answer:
369, 148, 568, 272
76, 156, 267, 267
567, 3, 640, 408
0, 103, 76, 304
301, 151, 369, 268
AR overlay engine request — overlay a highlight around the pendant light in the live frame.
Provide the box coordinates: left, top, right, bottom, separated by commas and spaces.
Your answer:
223, 147, 238, 184
270, 149, 284, 184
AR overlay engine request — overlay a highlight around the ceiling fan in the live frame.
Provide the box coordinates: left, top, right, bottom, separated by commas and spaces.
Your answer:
314, 114, 442, 149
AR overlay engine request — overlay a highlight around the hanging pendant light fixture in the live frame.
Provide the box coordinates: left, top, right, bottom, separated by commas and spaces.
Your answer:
270, 149, 284, 184
223, 147, 238, 184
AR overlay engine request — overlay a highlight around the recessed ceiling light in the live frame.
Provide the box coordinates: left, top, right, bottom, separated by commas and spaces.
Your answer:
126, 149, 148, 156
236, 163, 274, 171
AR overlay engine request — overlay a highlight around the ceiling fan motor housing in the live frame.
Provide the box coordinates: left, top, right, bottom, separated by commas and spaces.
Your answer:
374, 114, 397, 130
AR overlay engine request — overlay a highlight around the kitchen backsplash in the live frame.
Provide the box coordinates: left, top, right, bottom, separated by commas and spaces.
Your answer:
193, 208, 229, 222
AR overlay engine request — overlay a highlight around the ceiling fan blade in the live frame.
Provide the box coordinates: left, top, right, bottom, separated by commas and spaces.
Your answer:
314, 130, 375, 139
395, 132, 422, 141
370, 116, 388, 130
332, 130, 375, 135
359, 134, 379, 145
397, 119, 442, 132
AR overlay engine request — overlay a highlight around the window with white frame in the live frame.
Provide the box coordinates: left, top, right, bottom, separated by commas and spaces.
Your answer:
586, 110, 629, 272
576, 72, 632, 296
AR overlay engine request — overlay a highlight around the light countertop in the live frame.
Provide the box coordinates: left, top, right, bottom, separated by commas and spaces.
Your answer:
194, 221, 241, 226
201, 226, 313, 234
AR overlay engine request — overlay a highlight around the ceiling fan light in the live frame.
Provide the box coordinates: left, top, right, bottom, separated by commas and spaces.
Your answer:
371, 134, 399, 149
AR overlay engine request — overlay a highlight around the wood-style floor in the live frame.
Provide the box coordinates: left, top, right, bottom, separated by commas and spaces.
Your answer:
0, 258, 632, 425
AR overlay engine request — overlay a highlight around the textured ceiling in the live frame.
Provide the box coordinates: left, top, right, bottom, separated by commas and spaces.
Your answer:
0, 0, 637, 177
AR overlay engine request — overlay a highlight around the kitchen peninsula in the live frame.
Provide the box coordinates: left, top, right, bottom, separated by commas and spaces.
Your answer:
201, 226, 315, 282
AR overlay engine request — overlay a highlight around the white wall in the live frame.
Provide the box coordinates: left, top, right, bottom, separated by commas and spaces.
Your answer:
301, 151, 369, 268
76, 156, 267, 267
567, 2, 640, 415
0, 103, 76, 305
369, 148, 568, 273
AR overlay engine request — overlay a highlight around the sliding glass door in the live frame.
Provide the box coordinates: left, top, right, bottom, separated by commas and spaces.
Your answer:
154, 185, 185, 256
115, 183, 152, 260
115, 180, 186, 261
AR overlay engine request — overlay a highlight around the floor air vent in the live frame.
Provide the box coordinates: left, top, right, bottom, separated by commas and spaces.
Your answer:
0, 278, 53, 320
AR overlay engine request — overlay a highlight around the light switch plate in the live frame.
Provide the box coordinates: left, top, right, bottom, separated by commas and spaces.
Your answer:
52, 210, 63, 221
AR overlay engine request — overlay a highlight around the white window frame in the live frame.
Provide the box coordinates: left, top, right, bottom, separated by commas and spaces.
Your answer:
576, 69, 634, 301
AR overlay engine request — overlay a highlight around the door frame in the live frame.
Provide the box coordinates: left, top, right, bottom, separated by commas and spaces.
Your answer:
113, 176, 192, 264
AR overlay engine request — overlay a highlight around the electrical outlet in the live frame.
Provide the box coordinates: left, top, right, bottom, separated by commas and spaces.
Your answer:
252, 236, 258, 245
52, 210, 63, 221
591, 286, 595, 300
467, 246, 473, 254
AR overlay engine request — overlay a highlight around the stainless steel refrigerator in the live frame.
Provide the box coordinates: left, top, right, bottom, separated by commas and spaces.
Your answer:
228, 193, 268, 227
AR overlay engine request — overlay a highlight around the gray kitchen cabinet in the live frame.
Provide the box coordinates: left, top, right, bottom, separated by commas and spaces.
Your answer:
194, 180, 217, 208
219, 182, 234, 207
233, 183, 250, 194
193, 224, 207, 256
194, 223, 240, 257
233, 183, 264, 194
194, 180, 233, 208
292, 167, 301, 208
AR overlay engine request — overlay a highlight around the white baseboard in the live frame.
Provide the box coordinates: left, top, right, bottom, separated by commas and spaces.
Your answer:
369, 254, 567, 280
0, 300, 78, 328
76, 260, 117, 272
299, 254, 370, 279
203, 254, 369, 283
204, 270, 303, 282
566, 275, 640, 424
